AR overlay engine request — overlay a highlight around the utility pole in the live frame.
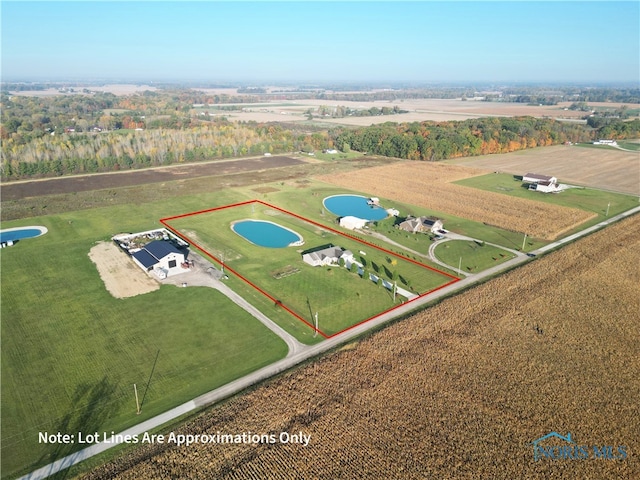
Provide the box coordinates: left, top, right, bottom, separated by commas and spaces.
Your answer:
522, 233, 527, 251
458, 256, 462, 274
134, 384, 141, 415
606, 202, 610, 217
314, 312, 318, 337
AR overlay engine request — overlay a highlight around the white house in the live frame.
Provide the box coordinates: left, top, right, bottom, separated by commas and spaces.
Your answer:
302, 246, 354, 267
339, 216, 368, 230
131, 240, 186, 279
397, 216, 443, 234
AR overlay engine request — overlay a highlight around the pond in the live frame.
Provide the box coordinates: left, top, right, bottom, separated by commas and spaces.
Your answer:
232, 220, 304, 248
323, 195, 388, 221
0, 226, 48, 245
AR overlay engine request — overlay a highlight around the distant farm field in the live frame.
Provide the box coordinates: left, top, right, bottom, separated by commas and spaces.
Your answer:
448, 144, 640, 195
317, 161, 596, 240
83, 203, 640, 480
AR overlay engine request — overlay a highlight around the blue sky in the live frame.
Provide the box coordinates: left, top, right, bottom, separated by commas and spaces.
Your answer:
2, 1, 638, 84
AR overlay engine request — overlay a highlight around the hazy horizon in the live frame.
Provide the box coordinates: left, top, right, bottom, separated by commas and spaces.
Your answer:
2, 1, 639, 85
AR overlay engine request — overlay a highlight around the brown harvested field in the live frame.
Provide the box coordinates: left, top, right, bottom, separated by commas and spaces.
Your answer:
83, 213, 640, 480
317, 162, 595, 240
450, 144, 640, 195
0, 156, 306, 201
88, 242, 159, 298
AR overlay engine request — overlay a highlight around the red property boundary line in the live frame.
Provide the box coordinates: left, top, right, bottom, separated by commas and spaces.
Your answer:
161, 200, 460, 339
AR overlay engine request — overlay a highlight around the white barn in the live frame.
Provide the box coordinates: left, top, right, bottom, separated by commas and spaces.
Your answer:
339, 216, 368, 230
132, 240, 186, 279
523, 173, 557, 184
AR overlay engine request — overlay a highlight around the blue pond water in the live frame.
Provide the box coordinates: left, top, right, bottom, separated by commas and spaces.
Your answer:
323, 195, 388, 221
0, 227, 47, 243
232, 220, 303, 248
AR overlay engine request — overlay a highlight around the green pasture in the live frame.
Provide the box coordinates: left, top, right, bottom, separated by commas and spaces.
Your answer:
166, 202, 452, 338
454, 172, 638, 233
0, 199, 288, 478
434, 240, 517, 273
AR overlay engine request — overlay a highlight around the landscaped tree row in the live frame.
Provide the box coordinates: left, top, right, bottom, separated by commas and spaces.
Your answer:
331, 117, 615, 161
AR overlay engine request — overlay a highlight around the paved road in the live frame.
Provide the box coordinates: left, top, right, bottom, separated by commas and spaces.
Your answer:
19, 205, 640, 480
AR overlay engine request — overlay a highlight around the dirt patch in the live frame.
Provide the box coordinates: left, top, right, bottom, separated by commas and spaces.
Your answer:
252, 186, 280, 194
449, 144, 640, 195
317, 161, 595, 240
88, 242, 159, 298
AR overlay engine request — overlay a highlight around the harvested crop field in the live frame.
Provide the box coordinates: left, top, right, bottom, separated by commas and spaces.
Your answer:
318, 162, 595, 240
450, 144, 640, 195
83, 213, 639, 480
0, 156, 306, 201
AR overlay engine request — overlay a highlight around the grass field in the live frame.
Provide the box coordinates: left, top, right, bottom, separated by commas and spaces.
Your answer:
0, 200, 289, 478
164, 200, 456, 338
434, 240, 517, 273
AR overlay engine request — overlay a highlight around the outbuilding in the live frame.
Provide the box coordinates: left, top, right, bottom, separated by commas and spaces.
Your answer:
131, 240, 186, 279
523, 173, 557, 184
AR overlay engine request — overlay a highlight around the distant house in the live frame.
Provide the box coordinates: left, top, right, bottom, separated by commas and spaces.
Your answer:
593, 139, 617, 146
397, 216, 443, 234
302, 245, 354, 267
523, 173, 557, 184
339, 216, 368, 230
131, 240, 186, 279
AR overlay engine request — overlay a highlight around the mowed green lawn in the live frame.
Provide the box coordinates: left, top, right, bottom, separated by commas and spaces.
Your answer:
434, 240, 517, 273
166, 202, 454, 337
1, 202, 288, 478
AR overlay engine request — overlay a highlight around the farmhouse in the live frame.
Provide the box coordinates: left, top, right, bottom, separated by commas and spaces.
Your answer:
302, 245, 354, 267
339, 216, 368, 230
530, 180, 561, 193
131, 240, 186, 279
397, 216, 444, 234
523, 173, 557, 184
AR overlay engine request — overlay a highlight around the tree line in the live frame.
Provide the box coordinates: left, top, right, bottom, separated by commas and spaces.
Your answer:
330, 117, 638, 161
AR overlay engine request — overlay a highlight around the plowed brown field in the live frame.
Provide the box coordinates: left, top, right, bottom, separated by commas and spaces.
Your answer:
317, 161, 596, 240
84, 215, 639, 479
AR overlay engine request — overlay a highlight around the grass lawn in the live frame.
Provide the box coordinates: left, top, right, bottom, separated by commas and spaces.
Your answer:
165, 201, 454, 338
453, 172, 638, 233
434, 240, 517, 273
1, 202, 288, 479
